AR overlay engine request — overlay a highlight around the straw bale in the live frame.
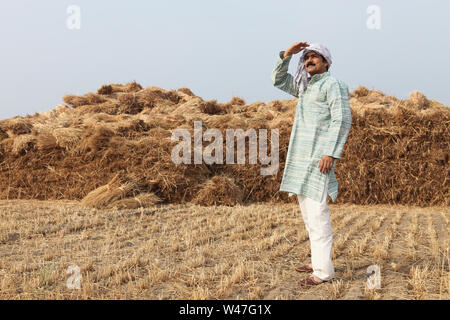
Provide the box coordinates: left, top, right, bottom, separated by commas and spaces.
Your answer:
407, 91, 430, 110
171, 98, 204, 117
63, 95, 89, 108
38, 104, 71, 120
352, 86, 369, 97
89, 113, 118, 124
269, 117, 293, 136
177, 88, 195, 96
106, 84, 128, 93
131, 136, 158, 148
81, 173, 139, 209
137, 88, 183, 110
97, 85, 113, 95
86, 93, 106, 104
29, 123, 45, 135
53, 127, 83, 151
118, 93, 143, 114
64, 93, 106, 109
115, 119, 150, 135
82, 116, 102, 129
98, 81, 143, 95
157, 114, 186, 128
193, 175, 244, 206
124, 81, 143, 92
204, 114, 234, 129
77, 126, 115, 154
106, 192, 161, 209
271, 100, 284, 112
256, 104, 275, 121
142, 144, 211, 203
147, 127, 172, 141
139, 116, 163, 130
11, 134, 36, 155
229, 96, 246, 106
200, 100, 225, 115
1, 118, 33, 135
352, 89, 393, 107
36, 131, 58, 151
85, 100, 121, 115
219, 97, 246, 114
222, 114, 249, 129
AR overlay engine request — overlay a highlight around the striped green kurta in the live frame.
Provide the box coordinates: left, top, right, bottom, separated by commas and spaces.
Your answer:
271, 51, 352, 202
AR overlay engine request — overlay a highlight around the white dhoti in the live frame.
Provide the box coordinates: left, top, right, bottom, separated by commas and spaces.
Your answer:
297, 174, 335, 281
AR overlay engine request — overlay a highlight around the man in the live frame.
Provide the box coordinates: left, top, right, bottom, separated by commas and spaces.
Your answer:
271, 42, 352, 286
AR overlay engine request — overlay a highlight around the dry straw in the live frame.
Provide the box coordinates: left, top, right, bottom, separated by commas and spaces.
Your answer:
80, 173, 139, 209
0, 82, 448, 206
11, 134, 36, 155
106, 193, 161, 209
193, 175, 244, 206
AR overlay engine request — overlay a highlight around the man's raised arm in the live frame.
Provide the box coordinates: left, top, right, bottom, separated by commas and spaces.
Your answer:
271, 41, 309, 98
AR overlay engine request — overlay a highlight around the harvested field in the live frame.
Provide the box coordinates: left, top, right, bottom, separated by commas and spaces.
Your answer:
0, 200, 448, 300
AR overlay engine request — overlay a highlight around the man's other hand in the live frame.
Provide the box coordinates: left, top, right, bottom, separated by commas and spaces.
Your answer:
319, 155, 335, 174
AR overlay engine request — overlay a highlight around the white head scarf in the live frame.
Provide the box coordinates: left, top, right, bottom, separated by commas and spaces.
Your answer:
293, 43, 332, 94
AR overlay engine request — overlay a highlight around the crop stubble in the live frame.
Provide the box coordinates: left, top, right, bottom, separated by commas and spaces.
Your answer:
0, 200, 448, 300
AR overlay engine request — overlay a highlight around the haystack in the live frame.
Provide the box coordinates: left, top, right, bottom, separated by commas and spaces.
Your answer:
106, 193, 161, 209
0, 81, 448, 206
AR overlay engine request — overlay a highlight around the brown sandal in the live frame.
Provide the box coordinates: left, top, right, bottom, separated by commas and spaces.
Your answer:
295, 265, 313, 273
299, 275, 328, 287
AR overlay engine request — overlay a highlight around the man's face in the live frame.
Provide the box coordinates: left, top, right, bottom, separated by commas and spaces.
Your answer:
304, 51, 328, 76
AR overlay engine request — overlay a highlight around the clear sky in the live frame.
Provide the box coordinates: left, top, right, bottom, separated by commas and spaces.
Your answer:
1, 0, 449, 120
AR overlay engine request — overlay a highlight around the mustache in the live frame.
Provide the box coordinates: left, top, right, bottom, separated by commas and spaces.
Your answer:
306, 63, 315, 67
